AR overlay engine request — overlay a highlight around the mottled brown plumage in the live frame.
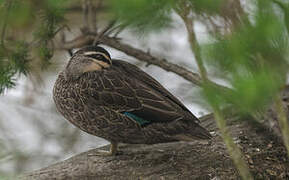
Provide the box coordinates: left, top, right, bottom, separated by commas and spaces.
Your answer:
53, 46, 211, 155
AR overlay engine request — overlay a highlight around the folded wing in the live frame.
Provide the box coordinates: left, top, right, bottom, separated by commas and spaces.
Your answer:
80, 59, 199, 125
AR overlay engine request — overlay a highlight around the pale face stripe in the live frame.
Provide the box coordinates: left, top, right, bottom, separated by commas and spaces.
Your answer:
92, 59, 110, 68
83, 51, 111, 64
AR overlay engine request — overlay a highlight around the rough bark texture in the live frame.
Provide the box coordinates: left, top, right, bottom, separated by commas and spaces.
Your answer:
20, 113, 288, 180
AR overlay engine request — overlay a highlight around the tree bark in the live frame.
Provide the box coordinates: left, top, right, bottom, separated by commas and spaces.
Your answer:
20, 113, 288, 180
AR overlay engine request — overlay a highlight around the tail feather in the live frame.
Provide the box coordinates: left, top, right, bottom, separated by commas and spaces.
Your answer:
192, 125, 212, 139
174, 125, 212, 141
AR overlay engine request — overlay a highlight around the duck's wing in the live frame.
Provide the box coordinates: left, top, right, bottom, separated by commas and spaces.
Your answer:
80, 59, 199, 126
111, 60, 199, 124
112, 60, 190, 110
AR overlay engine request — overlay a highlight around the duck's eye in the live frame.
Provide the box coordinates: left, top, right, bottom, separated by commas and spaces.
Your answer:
83, 51, 111, 64
85, 53, 103, 60
86, 53, 111, 64
93, 54, 101, 58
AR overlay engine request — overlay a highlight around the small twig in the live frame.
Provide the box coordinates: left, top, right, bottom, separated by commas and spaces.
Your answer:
92, 20, 117, 45
107, 24, 127, 38
176, 1, 208, 81
99, 20, 117, 37
113, 27, 125, 38
53, 25, 67, 37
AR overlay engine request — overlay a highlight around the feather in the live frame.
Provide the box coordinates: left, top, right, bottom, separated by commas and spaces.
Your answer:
123, 112, 150, 126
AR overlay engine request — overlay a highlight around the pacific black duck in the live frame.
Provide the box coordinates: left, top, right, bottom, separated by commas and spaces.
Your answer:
53, 46, 211, 155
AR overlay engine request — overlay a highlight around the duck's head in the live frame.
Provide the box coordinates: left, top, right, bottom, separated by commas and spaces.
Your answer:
64, 46, 112, 81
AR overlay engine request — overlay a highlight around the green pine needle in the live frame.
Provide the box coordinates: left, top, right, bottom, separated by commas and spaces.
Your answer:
109, 0, 175, 34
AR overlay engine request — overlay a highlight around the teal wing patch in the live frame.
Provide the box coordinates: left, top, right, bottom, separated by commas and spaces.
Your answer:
123, 112, 150, 126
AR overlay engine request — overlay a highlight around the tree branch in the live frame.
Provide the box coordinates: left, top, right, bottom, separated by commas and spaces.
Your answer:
20, 114, 288, 180
57, 32, 233, 92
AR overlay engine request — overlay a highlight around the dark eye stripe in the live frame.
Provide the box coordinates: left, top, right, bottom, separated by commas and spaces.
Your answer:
86, 54, 111, 64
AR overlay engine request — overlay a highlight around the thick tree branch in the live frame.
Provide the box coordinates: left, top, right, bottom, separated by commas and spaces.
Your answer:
20, 115, 288, 180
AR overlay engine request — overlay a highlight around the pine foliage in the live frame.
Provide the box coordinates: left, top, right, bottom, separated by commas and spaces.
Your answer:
0, 0, 68, 93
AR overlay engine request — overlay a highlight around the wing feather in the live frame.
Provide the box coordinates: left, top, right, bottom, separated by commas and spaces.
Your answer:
112, 60, 192, 113
112, 60, 199, 123
80, 60, 199, 125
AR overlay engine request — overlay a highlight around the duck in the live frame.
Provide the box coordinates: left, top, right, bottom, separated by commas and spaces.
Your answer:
53, 46, 212, 155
